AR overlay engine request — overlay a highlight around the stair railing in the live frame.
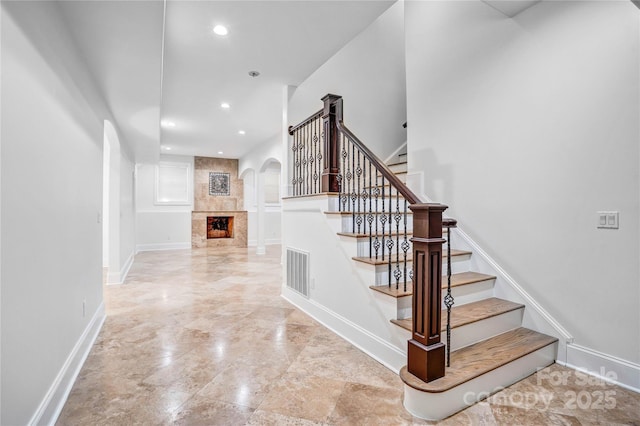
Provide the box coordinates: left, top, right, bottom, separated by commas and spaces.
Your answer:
289, 94, 450, 384
288, 108, 324, 196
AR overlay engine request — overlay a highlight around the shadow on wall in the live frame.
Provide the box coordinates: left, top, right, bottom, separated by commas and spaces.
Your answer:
412, 147, 453, 206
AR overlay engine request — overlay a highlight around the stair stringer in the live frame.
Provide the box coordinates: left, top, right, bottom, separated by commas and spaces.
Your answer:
281, 194, 411, 372
404, 170, 574, 363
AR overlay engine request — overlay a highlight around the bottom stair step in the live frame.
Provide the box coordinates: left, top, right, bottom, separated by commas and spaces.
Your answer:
400, 327, 557, 393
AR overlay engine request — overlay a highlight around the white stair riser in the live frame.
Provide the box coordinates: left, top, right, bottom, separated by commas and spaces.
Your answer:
394, 308, 523, 352
448, 279, 495, 306
391, 277, 496, 316
372, 289, 412, 323
447, 308, 524, 351
388, 163, 407, 173
403, 343, 557, 421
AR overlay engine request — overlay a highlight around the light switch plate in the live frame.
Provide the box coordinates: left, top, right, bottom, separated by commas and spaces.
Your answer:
597, 211, 619, 229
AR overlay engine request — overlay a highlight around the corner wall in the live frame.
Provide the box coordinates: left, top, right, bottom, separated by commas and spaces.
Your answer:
405, 0, 640, 367
1, 3, 110, 423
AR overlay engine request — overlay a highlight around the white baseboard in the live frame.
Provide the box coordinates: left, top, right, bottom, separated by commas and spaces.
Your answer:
29, 302, 106, 426
248, 238, 281, 247
282, 287, 405, 373
107, 250, 135, 285
135, 242, 191, 253
559, 343, 640, 393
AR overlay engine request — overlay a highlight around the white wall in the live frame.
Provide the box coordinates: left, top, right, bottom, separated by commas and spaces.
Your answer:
135, 154, 194, 252
1, 2, 116, 423
288, 1, 406, 161
104, 120, 137, 284
119, 153, 136, 269
239, 134, 283, 178
405, 1, 640, 364
240, 134, 283, 248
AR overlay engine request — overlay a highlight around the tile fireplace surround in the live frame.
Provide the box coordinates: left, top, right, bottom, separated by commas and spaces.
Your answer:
191, 157, 247, 249
192, 210, 248, 248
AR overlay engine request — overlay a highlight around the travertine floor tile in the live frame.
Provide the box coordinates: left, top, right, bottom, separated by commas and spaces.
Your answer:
56, 246, 640, 425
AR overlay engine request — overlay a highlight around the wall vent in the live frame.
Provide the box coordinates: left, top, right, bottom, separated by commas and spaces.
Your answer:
286, 247, 310, 297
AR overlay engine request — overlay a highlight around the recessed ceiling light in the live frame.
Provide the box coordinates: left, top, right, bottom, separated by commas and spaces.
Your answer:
161, 120, 176, 128
238, 130, 246, 135
218, 151, 224, 155
248, 71, 260, 78
220, 102, 230, 109
213, 25, 228, 36
162, 146, 171, 151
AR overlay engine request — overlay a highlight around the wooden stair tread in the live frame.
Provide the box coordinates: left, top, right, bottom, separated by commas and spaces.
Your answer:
324, 211, 414, 216
338, 231, 413, 238
390, 297, 523, 332
378, 170, 407, 176
370, 271, 496, 298
400, 328, 558, 393
353, 249, 471, 266
387, 160, 407, 167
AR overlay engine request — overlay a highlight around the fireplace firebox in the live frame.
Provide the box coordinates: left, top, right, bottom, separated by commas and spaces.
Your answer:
207, 216, 234, 239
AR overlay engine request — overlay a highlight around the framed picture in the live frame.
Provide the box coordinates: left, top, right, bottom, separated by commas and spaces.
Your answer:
209, 172, 230, 196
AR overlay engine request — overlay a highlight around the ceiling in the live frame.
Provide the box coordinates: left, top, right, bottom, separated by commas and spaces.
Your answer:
57, 0, 395, 163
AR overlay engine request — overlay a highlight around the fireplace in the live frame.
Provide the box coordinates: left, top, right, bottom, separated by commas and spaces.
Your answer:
207, 216, 234, 239
192, 210, 247, 248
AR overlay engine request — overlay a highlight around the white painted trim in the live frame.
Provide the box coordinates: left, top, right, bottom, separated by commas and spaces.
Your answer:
560, 343, 640, 393
29, 302, 106, 426
453, 227, 574, 345
282, 287, 406, 373
248, 238, 281, 247
135, 242, 191, 254
383, 141, 407, 164
107, 250, 135, 285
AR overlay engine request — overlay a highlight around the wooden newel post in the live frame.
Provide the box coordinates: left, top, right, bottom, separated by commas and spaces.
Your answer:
407, 203, 448, 383
321, 94, 342, 193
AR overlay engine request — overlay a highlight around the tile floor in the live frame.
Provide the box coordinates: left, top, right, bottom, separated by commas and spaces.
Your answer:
57, 246, 640, 425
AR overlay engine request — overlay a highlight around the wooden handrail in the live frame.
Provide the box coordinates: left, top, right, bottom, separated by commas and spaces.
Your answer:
334, 98, 421, 204
288, 108, 323, 135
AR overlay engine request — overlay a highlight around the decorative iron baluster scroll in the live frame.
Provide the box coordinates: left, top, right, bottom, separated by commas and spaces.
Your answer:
443, 218, 457, 368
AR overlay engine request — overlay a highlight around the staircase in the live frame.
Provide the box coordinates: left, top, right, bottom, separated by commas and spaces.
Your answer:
327, 155, 557, 419
284, 94, 559, 420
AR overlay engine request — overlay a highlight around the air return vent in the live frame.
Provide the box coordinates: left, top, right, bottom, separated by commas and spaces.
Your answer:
286, 247, 310, 297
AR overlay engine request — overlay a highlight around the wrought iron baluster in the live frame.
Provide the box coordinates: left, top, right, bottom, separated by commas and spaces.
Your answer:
300, 127, 305, 195
374, 173, 380, 260
386, 185, 393, 289
380, 176, 386, 266
402, 199, 409, 293
367, 161, 373, 257
293, 130, 299, 196
394, 191, 401, 290
356, 150, 363, 234
340, 135, 348, 211
350, 140, 356, 233
313, 120, 322, 194
312, 120, 315, 194
444, 220, 457, 368
304, 124, 309, 195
